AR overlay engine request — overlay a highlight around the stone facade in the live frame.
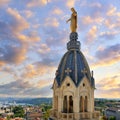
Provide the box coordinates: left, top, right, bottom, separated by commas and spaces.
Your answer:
50, 76, 99, 120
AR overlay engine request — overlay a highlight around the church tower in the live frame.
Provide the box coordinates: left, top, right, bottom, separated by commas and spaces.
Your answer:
50, 8, 100, 120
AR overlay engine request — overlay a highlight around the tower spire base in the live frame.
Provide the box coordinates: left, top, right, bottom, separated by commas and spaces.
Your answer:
67, 32, 81, 50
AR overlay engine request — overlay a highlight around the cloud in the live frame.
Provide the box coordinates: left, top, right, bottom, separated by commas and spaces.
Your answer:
22, 64, 37, 79
7, 8, 29, 32
66, 0, 76, 8
51, 8, 63, 15
104, 18, 120, 29
80, 1, 102, 8
0, 17, 28, 65
23, 10, 33, 18
27, 31, 41, 42
0, 0, 10, 6
94, 44, 120, 67
95, 75, 120, 98
42, 26, 68, 48
0, 8, 41, 65
95, 87, 120, 98
104, 6, 120, 30
38, 44, 51, 54
96, 76, 120, 89
0, 79, 52, 97
0, 42, 27, 64
0, 61, 5, 67
37, 79, 53, 88
27, 0, 51, 7
0, 80, 33, 94
99, 31, 120, 40
22, 62, 56, 79
23, 84, 52, 97
15, 31, 40, 43
81, 16, 103, 25
6, 8, 40, 43
85, 26, 98, 43
44, 17, 59, 27
107, 6, 120, 17
79, 1, 105, 18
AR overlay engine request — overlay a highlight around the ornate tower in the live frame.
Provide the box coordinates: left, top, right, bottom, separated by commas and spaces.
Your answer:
50, 8, 100, 120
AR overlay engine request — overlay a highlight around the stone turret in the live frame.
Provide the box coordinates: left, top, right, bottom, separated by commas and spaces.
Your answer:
50, 8, 100, 120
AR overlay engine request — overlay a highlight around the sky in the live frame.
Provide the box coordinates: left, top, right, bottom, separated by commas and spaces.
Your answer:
0, 0, 120, 98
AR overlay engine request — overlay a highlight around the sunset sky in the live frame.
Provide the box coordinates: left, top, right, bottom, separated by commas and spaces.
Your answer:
0, 0, 120, 98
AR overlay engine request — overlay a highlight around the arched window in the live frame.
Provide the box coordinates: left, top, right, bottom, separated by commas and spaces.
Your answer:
69, 96, 73, 113
80, 96, 84, 112
85, 96, 88, 112
63, 96, 67, 113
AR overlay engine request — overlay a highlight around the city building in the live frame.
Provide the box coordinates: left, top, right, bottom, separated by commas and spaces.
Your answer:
105, 102, 120, 120
26, 107, 43, 120
105, 107, 120, 120
50, 8, 100, 120
0, 106, 14, 118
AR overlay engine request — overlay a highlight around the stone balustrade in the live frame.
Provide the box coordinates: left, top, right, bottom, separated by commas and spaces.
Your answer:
50, 110, 100, 120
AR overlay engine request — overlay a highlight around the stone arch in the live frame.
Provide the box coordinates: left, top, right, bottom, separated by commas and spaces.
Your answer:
63, 90, 74, 97
69, 96, 73, 113
63, 96, 67, 113
63, 91, 74, 113
79, 91, 90, 112
80, 96, 84, 112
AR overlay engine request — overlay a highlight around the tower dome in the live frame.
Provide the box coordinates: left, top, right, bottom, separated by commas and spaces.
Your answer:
55, 32, 95, 87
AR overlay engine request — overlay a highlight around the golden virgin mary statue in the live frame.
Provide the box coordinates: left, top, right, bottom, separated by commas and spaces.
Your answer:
66, 8, 77, 32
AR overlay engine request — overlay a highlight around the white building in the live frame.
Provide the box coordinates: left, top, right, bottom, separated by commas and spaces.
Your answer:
105, 107, 120, 120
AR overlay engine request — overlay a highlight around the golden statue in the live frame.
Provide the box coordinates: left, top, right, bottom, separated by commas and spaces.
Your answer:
66, 8, 77, 32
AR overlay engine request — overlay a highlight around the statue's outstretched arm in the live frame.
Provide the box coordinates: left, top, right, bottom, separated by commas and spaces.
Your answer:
66, 18, 71, 23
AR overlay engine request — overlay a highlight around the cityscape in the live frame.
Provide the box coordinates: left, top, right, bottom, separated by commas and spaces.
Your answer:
0, 0, 120, 120
0, 97, 120, 120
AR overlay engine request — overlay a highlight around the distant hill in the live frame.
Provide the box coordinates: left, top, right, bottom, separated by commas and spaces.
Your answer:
0, 97, 119, 106
0, 97, 52, 105
17, 98, 52, 105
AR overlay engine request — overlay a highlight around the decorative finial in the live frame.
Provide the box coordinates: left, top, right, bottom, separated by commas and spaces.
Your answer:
66, 7, 77, 32
91, 71, 94, 77
65, 68, 72, 75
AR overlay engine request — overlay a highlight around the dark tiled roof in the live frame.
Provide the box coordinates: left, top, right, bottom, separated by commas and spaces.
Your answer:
55, 32, 95, 88
106, 107, 120, 112
55, 50, 95, 87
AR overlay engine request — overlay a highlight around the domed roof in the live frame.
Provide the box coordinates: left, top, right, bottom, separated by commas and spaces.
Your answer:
55, 32, 95, 87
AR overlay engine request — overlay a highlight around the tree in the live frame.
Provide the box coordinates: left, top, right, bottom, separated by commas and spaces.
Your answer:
100, 116, 107, 120
43, 109, 51, 120
12, 106, 25, 118
110, 116, 116, 120
41, 104, 52, 120
7, 115, 11, 120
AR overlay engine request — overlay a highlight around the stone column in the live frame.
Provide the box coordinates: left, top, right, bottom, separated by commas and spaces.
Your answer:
74, 97, 79, 112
